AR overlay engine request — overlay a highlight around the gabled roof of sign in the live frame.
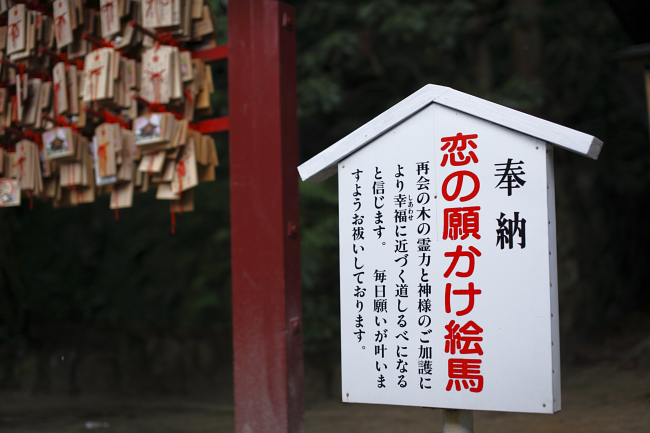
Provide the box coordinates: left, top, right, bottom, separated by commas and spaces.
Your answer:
298, 84, 603, 183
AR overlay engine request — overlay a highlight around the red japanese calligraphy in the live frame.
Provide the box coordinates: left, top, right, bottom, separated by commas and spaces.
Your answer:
442, 207, 481, 241
445, 282, 481, 316
443, 245, 482, 278
440, 133, 478, 167
446, 358, 483, 393
440, 133, 483, 393
444, 320, 484, 355
441, 171, 480, 202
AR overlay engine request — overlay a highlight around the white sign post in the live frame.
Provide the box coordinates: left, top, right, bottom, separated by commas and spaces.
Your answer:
298, 85, 602, 430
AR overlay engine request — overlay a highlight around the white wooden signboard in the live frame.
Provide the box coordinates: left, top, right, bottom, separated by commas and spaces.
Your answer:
298, 85, 602, 415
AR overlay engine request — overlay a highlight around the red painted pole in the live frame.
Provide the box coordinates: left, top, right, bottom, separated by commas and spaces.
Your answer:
229, 1, 303, 432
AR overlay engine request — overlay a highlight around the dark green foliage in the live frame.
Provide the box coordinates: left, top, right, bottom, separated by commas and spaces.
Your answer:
0, 133, 233, 389
293, 0, 650, 365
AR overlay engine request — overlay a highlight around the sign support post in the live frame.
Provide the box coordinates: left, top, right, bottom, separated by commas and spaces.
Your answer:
229, 1, 304, 433
443, 409, 473, 433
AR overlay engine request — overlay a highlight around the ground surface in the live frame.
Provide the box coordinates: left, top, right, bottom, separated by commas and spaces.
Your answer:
0, 363, 648, 432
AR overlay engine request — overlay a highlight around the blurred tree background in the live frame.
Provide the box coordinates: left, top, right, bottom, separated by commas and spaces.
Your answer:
1, 0, 649, 398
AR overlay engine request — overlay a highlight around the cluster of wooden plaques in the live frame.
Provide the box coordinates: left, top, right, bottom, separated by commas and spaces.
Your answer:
0, 0, 220, 224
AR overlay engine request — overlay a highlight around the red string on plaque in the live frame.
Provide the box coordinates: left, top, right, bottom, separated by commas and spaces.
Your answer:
176, 159, 185, 214
54, 12, 66, 42
87, 66, 103, 102
100, 1, 115, 31
13, 154, 25, 181
8, 20, 21, 46
53, 81, 61, 116
145, 68, 165, 104
144, 0, 169, 26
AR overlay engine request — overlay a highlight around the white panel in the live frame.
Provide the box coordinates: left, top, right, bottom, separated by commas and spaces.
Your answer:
338, 104, 557, 414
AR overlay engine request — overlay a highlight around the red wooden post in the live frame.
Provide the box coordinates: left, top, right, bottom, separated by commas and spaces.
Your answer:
229, 1, 304, 432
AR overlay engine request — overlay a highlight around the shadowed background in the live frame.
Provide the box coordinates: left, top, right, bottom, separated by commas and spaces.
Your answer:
1, 0, 649, 411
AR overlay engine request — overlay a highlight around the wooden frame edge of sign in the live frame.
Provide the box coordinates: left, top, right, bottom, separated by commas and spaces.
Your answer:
546, 145, 562, 413
298, 84, 603, 184
433, 91, 603, 162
